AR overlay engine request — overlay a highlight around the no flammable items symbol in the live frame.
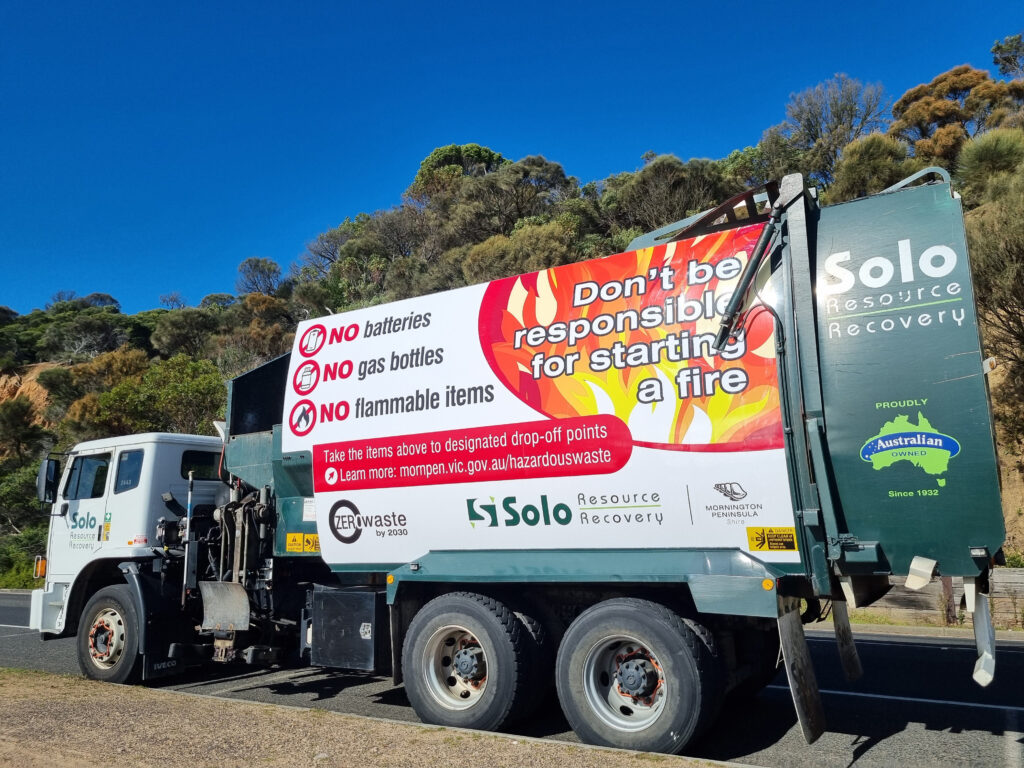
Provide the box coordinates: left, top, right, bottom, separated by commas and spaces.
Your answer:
293, 360, 320, 395
290, 400, 317, 436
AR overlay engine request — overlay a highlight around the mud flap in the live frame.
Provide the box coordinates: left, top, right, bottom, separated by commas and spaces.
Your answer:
831, 600, 863, 682
967, 580, 995, 687
198, 581, 251, 631
779, 608, 825, 744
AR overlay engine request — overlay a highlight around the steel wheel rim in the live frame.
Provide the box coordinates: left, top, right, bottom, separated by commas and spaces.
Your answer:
87, 607, 126, 670
581, 634, 667, 732
421, 624, 488, 711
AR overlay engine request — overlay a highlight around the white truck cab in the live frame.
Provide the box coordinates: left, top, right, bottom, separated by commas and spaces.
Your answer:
30, 433, 226, 638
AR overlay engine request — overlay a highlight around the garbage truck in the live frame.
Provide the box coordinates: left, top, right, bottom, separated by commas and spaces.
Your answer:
30, 170, 1005, 755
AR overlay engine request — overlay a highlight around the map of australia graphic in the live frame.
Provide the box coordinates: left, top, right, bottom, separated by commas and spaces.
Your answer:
860, 413, 960, 486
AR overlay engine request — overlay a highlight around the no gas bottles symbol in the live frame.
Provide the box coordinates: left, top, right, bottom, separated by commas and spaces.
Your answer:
293, 360, 320, 395
289, 399, 317, 436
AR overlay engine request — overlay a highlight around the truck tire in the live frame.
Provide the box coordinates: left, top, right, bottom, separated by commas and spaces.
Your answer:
555, 598, 723, 754
76, 585, 143, 684
402, 591, 532, 731
730, 624, 781, 699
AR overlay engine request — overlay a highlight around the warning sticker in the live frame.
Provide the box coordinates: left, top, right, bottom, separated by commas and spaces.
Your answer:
746, 527, 798, 551
285, 533, 303, 553
303, 534, 320, 553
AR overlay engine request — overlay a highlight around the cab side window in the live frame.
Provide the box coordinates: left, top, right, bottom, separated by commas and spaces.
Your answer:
114, 450, 144, 494
63, 454, 111, 500
181, 450, 219, 480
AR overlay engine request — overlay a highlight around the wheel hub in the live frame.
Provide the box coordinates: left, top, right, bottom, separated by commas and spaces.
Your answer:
87, 608, 125, 669
616, 656, 657, 697
453, 646, 485, 680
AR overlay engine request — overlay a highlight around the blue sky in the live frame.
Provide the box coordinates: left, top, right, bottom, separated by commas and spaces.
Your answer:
1, 1, 1021, 315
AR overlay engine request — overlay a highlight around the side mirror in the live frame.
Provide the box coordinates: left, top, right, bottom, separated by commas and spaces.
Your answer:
36, 458, 60, 505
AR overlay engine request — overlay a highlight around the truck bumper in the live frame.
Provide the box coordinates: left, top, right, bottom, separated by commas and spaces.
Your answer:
28, 584, 64, 633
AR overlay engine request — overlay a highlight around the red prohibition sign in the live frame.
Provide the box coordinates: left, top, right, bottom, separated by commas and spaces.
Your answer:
292, 360, 320, 396
299, 324, 327, 358
289, 399, 317, 436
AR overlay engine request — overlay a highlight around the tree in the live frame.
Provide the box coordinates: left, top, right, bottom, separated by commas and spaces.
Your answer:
956, 128, 1024, 205
993, 33, 1024, 80
461, 220, 576, 285
602, 155, 738, 232
888, 66, 1022, 165
97, 355, 226, 435
965, 169, 1024, 454
781, 74, 888, 185
828, 134, 923, 203
236, 257, 283, 296
0, 397, 49, 464
297, 217, 367, 280
722, 126, 804, 188
409, 143, 507, 198
198, 293, 236, 311
160, 292, 186, 309
454, 156, 576, 241
151, 308, 219, 358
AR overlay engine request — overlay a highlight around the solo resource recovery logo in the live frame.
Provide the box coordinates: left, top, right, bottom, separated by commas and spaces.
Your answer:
860, 412, 961, 486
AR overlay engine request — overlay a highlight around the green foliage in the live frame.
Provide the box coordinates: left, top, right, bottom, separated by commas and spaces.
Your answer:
462, 220, 576, 285
956, 128, 1024, 205
602, 155, 739, 232
965, 168, 1024, 454
0, 463, 40, 535
151, 308, 219, 357
782, 74, 889, 185
993, 33, 1024, 80
410, 143, 507, 198
94, 355, 226, 436
0, 525, 46, 588
236, 257, 284, 296
828, 134, 923, 203
0, 397, 50, 464
1003, 549, 1024, 568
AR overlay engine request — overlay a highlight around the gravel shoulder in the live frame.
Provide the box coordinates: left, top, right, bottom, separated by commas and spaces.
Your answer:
0, 668, 733, 768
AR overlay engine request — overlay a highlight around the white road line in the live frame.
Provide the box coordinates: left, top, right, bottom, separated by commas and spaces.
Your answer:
767, 684, 1024, 714
0, 623, 30, 629
0, 630, 35, 639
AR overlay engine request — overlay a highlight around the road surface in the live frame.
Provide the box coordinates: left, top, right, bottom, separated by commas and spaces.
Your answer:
1, 591, 1021, 767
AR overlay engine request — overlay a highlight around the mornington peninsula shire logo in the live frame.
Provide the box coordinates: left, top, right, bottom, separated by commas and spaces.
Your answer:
860, 412, 961, 486
713, 482, 747, 501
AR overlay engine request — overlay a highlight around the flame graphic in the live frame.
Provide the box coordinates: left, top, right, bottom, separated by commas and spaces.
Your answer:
479, 224, 782, 451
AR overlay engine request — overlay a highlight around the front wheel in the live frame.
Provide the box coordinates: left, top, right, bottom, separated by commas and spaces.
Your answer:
77, 585, 142, 684
555, 598, 723, 754
402, 592, 534, 731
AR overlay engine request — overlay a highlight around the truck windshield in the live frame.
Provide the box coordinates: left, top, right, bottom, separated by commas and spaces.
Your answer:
64, 454, 111, 500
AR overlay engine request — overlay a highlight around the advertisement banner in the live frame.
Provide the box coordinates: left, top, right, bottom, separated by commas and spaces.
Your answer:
283, 223, 799, 565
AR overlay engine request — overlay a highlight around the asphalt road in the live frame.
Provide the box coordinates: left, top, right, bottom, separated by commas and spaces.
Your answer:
1, 590, 1022, 767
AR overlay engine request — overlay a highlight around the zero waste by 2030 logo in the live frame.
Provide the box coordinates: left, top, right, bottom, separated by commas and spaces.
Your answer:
860, 412, 960, 486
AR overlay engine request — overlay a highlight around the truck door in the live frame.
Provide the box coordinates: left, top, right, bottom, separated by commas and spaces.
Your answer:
47, 450, 111, 578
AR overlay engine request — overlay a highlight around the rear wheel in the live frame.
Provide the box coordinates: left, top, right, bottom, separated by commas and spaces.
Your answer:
77, 585, 142, 684
402, 592, 535, 731
555, 598, 723, 754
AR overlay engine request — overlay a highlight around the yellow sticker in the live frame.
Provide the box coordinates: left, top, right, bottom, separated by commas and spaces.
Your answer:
285, 533, 303, 553
102, 523, 111, 542
746, 527, 798, 551
303, 534, 320, 553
